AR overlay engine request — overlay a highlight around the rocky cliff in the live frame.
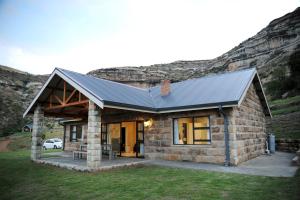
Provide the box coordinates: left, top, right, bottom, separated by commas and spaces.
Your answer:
0, 65, 47, 135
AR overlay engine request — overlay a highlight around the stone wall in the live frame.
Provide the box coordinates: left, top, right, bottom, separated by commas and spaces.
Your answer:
232, 84, 267, 164
101, 108, 235, 165
144, 109, 236, 165
276, 139, 300, 152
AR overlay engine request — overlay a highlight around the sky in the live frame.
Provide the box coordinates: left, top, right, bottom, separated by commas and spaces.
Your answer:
0, 0, 299, 75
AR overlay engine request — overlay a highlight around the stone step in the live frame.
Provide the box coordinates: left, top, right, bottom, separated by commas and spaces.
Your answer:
291, 156, 299, 166
296, 150, 300, 156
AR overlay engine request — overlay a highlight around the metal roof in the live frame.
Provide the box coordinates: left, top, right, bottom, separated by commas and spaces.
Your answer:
58, 68, 155, 110
23, 67, 271, 117
149, 68, 256, 110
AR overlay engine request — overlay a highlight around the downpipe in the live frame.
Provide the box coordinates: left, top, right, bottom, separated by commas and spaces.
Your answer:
218, 105, 230, 167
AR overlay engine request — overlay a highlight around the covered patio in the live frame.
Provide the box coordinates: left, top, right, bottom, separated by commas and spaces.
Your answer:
24, 68, 148, 170
37, 151, 149, 172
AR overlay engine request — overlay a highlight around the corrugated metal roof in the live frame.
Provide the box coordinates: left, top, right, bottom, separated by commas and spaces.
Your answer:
57, 68, 258, 111
149, 68, 256, 110
24, 67, 271, 116
57, 68, 155, 110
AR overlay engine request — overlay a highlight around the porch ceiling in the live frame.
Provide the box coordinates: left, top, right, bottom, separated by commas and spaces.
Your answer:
33, 74, 89, 118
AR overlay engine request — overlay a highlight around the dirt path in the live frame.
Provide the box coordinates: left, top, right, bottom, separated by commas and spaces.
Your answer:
0, 139, 10, 152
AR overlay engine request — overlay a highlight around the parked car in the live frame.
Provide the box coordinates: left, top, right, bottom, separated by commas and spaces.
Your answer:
43, 138, 63, 150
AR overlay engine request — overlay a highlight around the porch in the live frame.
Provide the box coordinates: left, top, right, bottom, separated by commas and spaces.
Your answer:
28, 75, 150, 170
37, 151, 149, 172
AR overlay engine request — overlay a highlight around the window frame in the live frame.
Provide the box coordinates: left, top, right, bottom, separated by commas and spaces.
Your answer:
70, 125, 82, 142
101, 123, 108, 145
172, 116, 211, 145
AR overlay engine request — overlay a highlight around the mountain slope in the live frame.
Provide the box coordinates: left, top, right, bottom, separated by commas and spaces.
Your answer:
0, 65, 47, 135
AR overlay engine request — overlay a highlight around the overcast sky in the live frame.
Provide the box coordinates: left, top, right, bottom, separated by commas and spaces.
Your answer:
0, 0, 298, 74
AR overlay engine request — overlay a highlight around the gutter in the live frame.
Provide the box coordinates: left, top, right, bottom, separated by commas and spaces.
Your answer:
218, 105, 230, 166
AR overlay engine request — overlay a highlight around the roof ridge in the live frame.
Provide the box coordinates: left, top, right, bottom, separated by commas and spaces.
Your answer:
56, 67, 148, 92
149, 67, 257, 90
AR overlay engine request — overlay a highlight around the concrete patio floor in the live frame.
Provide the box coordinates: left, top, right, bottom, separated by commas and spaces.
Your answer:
147, 152, 298, 177
37, 151, 298, 177
36, 151, 149, 172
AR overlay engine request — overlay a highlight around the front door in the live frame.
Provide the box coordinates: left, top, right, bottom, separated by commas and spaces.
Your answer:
136, 121, 144, 158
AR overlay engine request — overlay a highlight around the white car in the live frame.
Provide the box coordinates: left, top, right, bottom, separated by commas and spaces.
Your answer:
43, 138, 63, 150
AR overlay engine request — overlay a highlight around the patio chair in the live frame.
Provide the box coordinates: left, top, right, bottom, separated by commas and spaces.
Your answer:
112, 139, 120, 158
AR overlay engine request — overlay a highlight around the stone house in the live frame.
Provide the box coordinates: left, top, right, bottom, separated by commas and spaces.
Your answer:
23, 67, 271, 169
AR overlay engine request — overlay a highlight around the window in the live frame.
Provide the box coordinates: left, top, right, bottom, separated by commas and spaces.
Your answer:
173, 116, 211, 145
101, 123, 107, 145
70, 125, 82, 142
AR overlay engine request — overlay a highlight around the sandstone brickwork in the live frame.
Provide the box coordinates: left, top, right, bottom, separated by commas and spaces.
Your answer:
232, 84, 266, 164
87, 101, 102, 169
31, 105, 44, 160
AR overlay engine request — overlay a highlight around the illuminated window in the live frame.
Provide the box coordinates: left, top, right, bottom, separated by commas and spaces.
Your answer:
173, 117, 211, 145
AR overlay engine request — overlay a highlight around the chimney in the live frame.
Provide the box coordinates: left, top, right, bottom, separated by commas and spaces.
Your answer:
160, 80, 171, 96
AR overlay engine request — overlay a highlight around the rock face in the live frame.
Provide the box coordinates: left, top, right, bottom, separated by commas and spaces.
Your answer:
89, 7, 300, 93
0, 65, 47, 135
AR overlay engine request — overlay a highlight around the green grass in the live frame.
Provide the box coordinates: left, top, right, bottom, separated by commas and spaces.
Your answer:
270, 95, 300, 107
268, 95, 300, 139
7, 131, 64, 151
0, 150, 299, 200
271, 105, 300, 116
270, 95, 300, 116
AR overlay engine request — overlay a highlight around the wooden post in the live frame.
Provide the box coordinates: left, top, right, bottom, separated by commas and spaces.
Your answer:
63, 81, 66, 104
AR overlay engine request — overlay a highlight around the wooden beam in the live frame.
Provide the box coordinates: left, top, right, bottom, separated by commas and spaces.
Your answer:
63, 107, 88, 113
54, 95, 64, 105
45, 100, 89, 111
66, 89, 77, 104
44, 112, 84, 118
49, 95, 53, 108
63, 81, 66, 103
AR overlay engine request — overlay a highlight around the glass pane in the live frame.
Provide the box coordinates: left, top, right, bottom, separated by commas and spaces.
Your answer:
76, 126, 82, 139
101, 124, 107, 132
108, 124, 121, 154
72, 132, 77, 141
138, 132, 143, 141
72, 126, 76, 131
174, 118, 193, 144
138, 122, 143, 131
194, 129, 210, 144
194, 117, 209, 128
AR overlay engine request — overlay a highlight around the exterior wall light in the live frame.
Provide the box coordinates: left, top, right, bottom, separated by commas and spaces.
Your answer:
144, 119, 153, 128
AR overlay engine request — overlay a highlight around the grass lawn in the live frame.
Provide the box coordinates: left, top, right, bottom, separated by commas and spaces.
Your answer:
0, 151, 299, 200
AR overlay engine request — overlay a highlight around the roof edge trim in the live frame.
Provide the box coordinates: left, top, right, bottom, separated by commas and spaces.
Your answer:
23, 68, 104, 118
237, 69, 272, 117
23, 69, 57, 118
104, 100, 239, 114
55, 69, 104, 107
